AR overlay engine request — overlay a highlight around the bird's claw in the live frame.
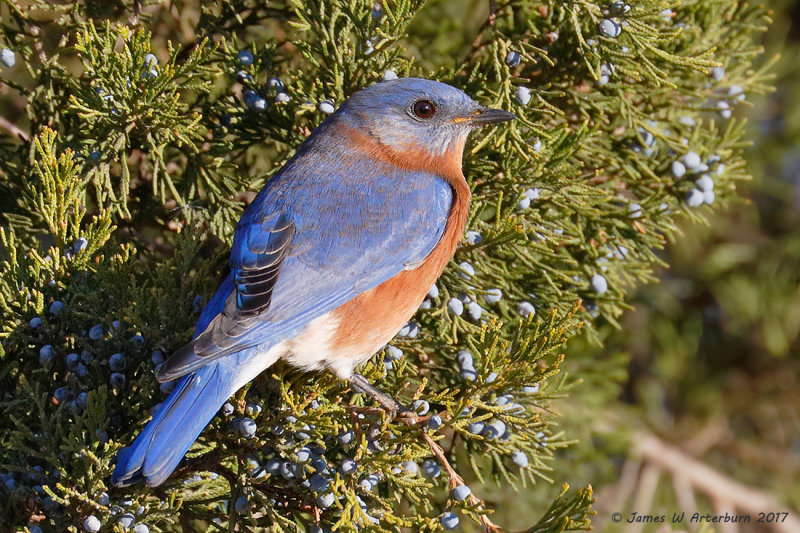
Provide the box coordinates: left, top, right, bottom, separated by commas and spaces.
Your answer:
395, 406, 417, 420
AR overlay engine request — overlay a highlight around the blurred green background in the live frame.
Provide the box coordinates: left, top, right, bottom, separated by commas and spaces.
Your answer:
419, 0, 800, 530
481, 0, 800, 530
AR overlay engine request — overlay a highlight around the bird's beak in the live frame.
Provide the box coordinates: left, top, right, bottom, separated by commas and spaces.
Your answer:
454, 107, 516, 127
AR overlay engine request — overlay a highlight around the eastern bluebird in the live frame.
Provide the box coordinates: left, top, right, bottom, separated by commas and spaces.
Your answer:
112, 77, 514, 487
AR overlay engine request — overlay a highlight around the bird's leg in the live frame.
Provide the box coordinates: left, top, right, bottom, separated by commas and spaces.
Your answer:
348, 374, 415, 420
348, 374, 400, 416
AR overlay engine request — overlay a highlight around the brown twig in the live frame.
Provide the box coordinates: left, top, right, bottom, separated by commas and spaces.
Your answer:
4, 4, 46, 64
129, 0, 142, 26
28, 24, 46, 64
625, 463, 659, 533
488, 0, 497, 26
345, 405, 386, 418
355, 386, 504, 533
172, 449, 237, 486
471, 0, 502, 50
0, 116, 29, 142
420, 429, 503, 532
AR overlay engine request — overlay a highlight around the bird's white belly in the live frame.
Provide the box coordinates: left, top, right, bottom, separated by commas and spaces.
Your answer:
229, 310, 393, 391
283, 311, 388, 379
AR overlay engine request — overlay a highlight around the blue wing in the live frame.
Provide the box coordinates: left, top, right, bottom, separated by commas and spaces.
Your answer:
156, 159, 452, 382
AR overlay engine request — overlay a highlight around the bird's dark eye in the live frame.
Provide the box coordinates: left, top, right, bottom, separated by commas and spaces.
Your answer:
412, 100, 436, 119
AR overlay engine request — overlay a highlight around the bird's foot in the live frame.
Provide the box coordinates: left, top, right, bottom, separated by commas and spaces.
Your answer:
348, 374, 417, 422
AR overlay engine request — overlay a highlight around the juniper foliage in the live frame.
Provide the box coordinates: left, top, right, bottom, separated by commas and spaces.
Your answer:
0, 0, 772, 531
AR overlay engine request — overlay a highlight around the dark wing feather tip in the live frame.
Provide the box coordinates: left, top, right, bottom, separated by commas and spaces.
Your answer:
156, 216, 295, 382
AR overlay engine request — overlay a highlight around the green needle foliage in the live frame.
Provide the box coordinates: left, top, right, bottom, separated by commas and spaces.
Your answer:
0, 0, 773, 531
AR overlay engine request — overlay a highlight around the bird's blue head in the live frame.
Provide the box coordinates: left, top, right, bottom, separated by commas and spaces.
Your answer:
335, 78, 515, 163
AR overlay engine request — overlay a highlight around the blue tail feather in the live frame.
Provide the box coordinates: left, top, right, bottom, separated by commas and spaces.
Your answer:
112, 362, 231, 487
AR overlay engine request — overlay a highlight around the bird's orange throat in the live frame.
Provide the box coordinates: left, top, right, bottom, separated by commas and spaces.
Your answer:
339, 124, 470, 193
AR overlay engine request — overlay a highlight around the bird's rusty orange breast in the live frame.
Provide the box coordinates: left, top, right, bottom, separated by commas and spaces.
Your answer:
328, 128, 471, 357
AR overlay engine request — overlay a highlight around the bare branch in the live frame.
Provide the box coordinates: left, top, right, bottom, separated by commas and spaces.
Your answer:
633, 433, 800, 532
129, 0, 142, 26
0, 115, 29, 142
